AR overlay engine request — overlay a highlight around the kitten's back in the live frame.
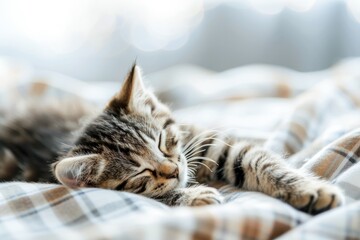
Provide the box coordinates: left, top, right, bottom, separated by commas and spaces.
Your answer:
0, 98, 95, 182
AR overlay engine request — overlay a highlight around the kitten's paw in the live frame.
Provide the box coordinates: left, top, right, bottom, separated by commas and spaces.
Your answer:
188, 186, 224, 207
309, 184, 344, 215
275, 182, 344, 215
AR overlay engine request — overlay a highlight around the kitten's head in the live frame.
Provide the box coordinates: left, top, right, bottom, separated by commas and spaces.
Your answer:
53, 64, 187, 197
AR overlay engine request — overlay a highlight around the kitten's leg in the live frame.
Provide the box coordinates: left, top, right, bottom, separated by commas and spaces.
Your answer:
156, 185, 224, 207
180, 126, 343, 214
212, 141, 344, 214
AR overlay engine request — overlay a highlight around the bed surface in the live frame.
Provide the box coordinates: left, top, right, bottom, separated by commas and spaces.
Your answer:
1, 58, 360, 239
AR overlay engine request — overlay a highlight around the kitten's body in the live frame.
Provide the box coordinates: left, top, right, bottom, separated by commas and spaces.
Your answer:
0, 100, 92, 182
0, 65, 344, 214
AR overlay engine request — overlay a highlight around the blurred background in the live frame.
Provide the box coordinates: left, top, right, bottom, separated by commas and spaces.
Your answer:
0, 0, 360, 82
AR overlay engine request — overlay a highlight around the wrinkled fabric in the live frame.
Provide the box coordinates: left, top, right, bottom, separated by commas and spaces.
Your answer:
1, 58, 360, 239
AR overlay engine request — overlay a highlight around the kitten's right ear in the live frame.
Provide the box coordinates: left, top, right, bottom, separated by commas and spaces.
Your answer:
107, 63, 145, 111
53, 154, 105, 188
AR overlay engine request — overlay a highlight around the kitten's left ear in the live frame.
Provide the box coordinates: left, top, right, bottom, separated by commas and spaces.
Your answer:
108, 63, 146, 111
53, 154, 104, 188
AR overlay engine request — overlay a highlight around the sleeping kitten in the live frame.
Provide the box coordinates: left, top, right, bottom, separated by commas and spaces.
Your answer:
0, 64, 344, 214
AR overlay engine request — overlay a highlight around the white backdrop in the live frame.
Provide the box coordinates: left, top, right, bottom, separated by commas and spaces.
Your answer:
0, 0, 359, 82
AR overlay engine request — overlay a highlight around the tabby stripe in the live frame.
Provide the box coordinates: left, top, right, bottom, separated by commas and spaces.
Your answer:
117, 119, 144, 141
117, 156, 141, 168
163, 118, 175, 129
136, 131, 148, 143
275, 173, 288, 186
169, 192, 182, 206
143, 129, 156, 141
129, 121, 155, 141
259, 163, 273, 173
233, 144, 251, 187
134, 183, 147, 194
254, 153, 265, 173
115, 180, 128, 190
215, 145, 230, 181
131, 126, 148, 143
73, 145, 98, 154
284, 176, 299, 185
76, 139, 99, 149
84, 128, 101, 140
111, 141, 131, 157
105, 141, 140, 157
128, 159, 141, 168
118, 121, 156, 144
233, 156, 245, 187
199, 138, 215, 158
118, 124, 143, 141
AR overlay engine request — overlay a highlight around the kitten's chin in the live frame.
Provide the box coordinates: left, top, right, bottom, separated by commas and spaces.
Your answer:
177, 179, 187, 188
177, 157, 188, 188
177, 170, 187, 188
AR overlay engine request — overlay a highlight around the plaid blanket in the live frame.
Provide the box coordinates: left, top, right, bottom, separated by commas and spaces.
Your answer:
1, 58, 360, 239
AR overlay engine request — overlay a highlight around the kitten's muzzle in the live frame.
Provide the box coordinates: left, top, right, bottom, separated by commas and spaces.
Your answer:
160, 168, 179, 179
158, 161, 179, 179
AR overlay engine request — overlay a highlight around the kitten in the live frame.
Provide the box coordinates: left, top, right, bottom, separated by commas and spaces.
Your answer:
0, 64, 344, 214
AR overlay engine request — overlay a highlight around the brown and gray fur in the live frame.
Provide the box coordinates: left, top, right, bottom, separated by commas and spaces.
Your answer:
0, 64, 344, 215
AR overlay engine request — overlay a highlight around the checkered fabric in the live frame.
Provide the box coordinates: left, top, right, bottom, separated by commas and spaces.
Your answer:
1, 58, 360, 239
0, 182, 310, 240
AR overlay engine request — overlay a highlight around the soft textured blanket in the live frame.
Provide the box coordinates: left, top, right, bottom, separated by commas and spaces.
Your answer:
0, 58, 360, 239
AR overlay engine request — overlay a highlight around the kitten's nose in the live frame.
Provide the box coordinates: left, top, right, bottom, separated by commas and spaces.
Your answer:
167, 168, 179, 179
159, 163, 179, 179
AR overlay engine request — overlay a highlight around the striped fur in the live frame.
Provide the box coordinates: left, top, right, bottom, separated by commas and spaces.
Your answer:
0, 64, 344, 214
180, 128, 344, 214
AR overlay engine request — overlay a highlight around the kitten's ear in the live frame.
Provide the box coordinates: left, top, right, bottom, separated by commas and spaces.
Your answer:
108, 63, 146, 111
107, 63, 170, 115
53, 154, 105, 188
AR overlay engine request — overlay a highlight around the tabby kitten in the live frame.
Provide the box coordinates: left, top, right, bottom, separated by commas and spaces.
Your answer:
0, 65, 344, 214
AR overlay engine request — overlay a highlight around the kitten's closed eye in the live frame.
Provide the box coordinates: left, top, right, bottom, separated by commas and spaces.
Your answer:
135, 168, 157, 178
158, 123, 180, 157
158, 130, 171, 157
134, 168, 151, 176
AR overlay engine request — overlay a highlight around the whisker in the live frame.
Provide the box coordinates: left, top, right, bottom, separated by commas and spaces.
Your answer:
187, 180, 198, 185
184, 143, 218, 161
188, 164, 197, 168
187, 164, 199, 169
182, 129, 220, 153
183, 130, 219, 151
183, 136, 216, 154
185, 149, 206, 159
183, 136, 219, 156
187, 177, 197, 181
189, 161, 213, 172
184, 143, 217, 158
209, 138, 236, 148
185, 137, 236, 158
188, 156, 218, 165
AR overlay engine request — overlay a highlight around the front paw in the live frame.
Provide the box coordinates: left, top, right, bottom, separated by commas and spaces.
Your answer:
275, 182, 344, 215
188, 186, 224, 207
